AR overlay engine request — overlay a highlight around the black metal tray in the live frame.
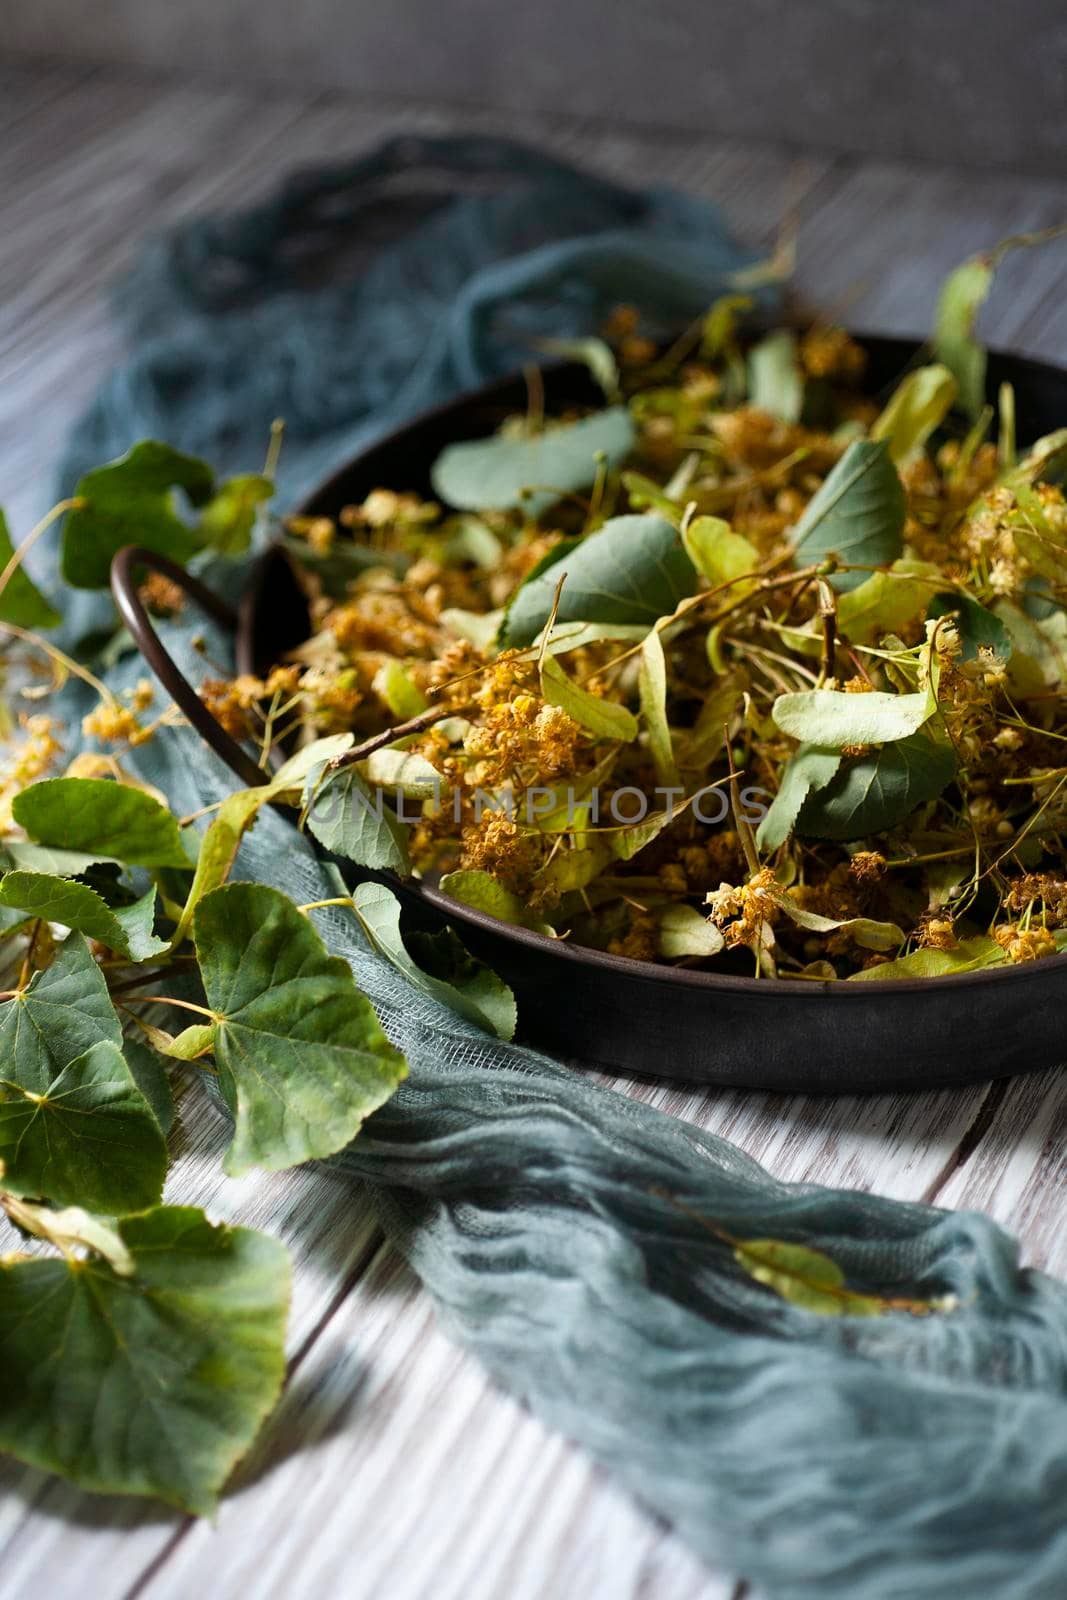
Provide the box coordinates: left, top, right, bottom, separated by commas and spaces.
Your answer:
112, 334, 1067, 1092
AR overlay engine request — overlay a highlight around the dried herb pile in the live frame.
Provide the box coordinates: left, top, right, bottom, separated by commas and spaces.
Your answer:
249, 265, 1067, 981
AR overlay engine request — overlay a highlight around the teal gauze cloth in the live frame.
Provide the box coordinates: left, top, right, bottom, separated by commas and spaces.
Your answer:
62, 138, 1067, 1598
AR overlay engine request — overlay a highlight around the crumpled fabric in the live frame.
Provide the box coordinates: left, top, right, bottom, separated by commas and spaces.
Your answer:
59, 139, 1067, 1599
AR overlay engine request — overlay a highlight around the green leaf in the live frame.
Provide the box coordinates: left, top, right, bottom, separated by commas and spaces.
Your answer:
756, 744, 843, 852
431, 406, 634, 517
348, 881, 516, 1040
0, 874, 167, 962
638, 628, 678, 784
734, 1236, 849, 1313
13, 778, 193, 869
797, 734, 957, 840
934, 254, 994, 421
372, 658, 427, 720
848, 935, 1003, 981
540, 653, 637, 741
193, 884, 407, 1175
927, 592, 1013, 662
0, 933, 122, 1094
772, 896, 904, 952
0, 1205, 289, 1513
364, 747, 445, 798
504, 513, 697, 648
438, 868, 551, 931
836, 559, 940, 645
304, 764, 411, 874
61, 441, 215, 589
772, 688, 931, 747
198, 474, 273, 557
123, 1038, 176, 1134
657, 904, 725, 959
0, 1039, 167, 1212
2, 842, 119, 876
791, 440, 905, 591
531, 336, 620, 400
0, 509, 60, 628
747, 329, 803, 422
869, 364, 958, 462
682, 515, 758, 588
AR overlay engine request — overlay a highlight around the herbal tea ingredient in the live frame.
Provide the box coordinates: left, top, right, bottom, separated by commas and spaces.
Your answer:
0, 241, 1057, 1509
233, 305, 1067, 982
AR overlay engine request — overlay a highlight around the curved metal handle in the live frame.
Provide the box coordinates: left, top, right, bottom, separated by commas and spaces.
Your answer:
110, 546, 271, 789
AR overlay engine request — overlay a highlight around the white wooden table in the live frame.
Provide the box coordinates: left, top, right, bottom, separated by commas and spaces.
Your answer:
1, 62, 1066, 1600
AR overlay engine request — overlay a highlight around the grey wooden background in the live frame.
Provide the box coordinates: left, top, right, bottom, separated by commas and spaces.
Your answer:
2, 0, 1066, 176
1, 44, 1067, 1600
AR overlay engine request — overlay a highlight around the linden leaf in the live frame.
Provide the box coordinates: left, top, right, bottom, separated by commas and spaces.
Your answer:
657, 904, 725, 959
638, 628, 678, 784
123, 1038, 176, 1134
934, 254, 995, 421
747, 329, 803, 422
349, 880, 516, 1040
797, 734, 957, 840
0, 1205, 289, 1514
198, 473, 273, 557
504, 513, 698, 647
303, 764, 411, 874
438, 869, 552, 932
772, 688, 931, 747
773, 896, 904, 952
0, 934, 123, 1094
791, 440, 905, 591
0, 874, 166, 962
192, 884, 407, 1176
0, 1039, 167, 1212
756, 745, 843, 852
734, 1237, 849, 1314
927, 592, 1013, 662
870, 364, 959, 462
13, 778, 192, 869
0, 509, 60, 628
540, 653, 638, 741
836, 559, 940, 645
61, 441, 215, 589
431, 406, 634, 517
363, 747, 445, 799
848, 936, 1004, 981
682, 515, 759, 589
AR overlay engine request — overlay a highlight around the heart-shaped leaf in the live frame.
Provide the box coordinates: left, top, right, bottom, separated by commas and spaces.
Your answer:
62, 441, 215, 589
349, 880, 516, 1040
0, 1039, 167, 1212
772, 688, 932, 748
438, 868, 551, 931
0, 934, 122, 1093
0, 1205, 289, 1514
13, 778, 192, 868
791, 440, 905, 591
797, 734, 957, 840
192, 884, 407, 1175
0, 510, 60, 628
0, 874, 167, 962
431, 406, 634, 517
504, 513, 697, 647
